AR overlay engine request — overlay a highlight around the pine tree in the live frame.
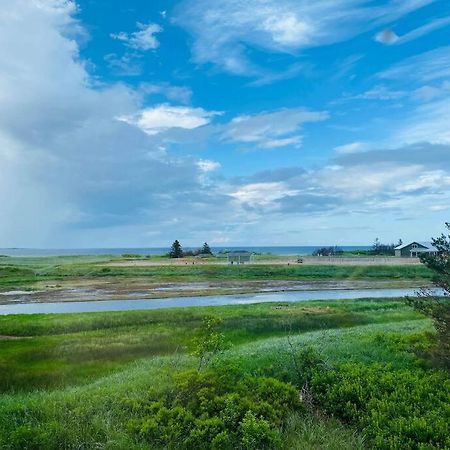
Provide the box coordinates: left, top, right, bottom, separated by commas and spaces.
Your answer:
407, 223, 450, 367
200, 242, 212, 255
169, 240, 183, 258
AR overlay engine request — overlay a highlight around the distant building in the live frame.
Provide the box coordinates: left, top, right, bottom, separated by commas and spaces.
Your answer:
394, 241, 438, 258
227, 251, 253, 264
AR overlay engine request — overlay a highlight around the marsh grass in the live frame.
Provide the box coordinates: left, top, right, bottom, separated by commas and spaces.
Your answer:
0, 299, 423, 392
0, 296, 447, 449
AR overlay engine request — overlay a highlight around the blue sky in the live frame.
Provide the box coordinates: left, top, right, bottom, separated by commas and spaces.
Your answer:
0, 0, 449, 247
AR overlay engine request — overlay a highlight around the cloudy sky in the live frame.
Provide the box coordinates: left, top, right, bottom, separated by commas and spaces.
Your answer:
1, 0, 449, 248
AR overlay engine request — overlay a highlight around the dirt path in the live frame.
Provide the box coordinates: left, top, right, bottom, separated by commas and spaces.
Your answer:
106, 256, 423, 267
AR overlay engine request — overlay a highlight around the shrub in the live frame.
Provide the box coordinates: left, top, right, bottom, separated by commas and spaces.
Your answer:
239, 411, 281, 449
127, 369, 302, 449
310, 363, 450, 449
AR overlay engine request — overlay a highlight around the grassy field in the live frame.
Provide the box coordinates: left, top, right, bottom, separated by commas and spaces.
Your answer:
0, 254, 432, 290
0, 297, 448, 449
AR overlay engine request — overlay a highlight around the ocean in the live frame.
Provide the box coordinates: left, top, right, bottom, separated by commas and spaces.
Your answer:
0, 246, 372, 257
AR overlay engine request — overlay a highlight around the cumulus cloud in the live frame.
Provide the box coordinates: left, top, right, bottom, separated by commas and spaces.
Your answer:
174, 0, 434, 77
197, 159, 221, 172
120, 105, 220, 135
2, 0, 448, 247
111, 22, 163, 50
0, 0, 231, 246
233, 143, 450, 219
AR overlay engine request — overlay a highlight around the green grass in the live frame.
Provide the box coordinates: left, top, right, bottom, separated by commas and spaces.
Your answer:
0, 298, 423, 392
0, 254, 433, 290
0, 297, 446, 449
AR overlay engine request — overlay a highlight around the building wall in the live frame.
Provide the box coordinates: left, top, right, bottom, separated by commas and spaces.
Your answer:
228, 255, 251, 264
397, 243, 426, 257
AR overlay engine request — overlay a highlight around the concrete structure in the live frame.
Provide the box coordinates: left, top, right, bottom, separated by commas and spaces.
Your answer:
227, 251, 253, 264
394, 242, 438, 258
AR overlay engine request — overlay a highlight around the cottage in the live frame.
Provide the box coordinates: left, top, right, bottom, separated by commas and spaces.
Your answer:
394, 241, 438, 258
227, 251, 253, 264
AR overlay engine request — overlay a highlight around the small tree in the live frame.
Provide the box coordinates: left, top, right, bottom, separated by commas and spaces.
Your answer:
169, 240, 183, 258
407, 223, 450, 367
200, 242, 212, 255
192, 316, 227, 371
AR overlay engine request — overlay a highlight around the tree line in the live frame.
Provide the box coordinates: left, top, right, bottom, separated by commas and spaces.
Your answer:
169, 240, 213, 258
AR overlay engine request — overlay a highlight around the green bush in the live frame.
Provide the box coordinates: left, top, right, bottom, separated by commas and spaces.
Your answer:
128, 369, 302, 449
310, 363, 450, 449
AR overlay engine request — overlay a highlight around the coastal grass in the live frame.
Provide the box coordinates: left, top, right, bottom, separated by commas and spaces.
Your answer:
0, 314, 439, 449
0, 299, 423, 393
0, 297, 448, 449
0, 255, 433, 289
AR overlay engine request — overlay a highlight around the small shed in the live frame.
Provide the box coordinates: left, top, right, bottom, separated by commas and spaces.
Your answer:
394, 241, 438, 258
227, 251, 253, 264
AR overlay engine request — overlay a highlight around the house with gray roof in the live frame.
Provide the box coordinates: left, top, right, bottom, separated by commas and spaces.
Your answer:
394, 241, 438, 258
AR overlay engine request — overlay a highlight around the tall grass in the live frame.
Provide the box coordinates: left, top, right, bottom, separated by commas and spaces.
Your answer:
0, 299, 423, 392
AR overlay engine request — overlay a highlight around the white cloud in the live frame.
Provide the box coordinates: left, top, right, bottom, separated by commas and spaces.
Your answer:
394, 95, 450, 144
119, 105, 220, 135
376, 48, 450, 145
111, 22, 162, 50
230, 182, 298, 207
261, 13, 315, 47
262, 136, 303, 149
197, 159, 221, 172
223, 108, 328, 148
379, 46, 450, 82
0, 0, 235, 247
140, 83, 193, 104
174, 0, 435, 76
104, 52, 143, 76
352, 85, 407, 100
334, 142, 368, 154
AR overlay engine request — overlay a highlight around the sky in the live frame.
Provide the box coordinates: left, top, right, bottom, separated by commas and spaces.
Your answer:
0, 0, 449, 248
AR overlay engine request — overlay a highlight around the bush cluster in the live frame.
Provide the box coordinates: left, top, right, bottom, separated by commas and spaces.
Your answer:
310, 362, 450, 449
126, 369, 303, 449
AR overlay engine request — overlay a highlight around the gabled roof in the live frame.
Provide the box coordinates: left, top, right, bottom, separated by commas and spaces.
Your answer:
227, 251, 253, 256
395, 241, 438, 251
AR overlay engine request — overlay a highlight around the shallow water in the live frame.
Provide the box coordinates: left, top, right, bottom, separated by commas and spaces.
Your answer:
0, 287, 441, 315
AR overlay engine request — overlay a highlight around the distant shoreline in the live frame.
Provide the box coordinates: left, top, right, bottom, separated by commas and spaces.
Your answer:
0, 246, 372, 257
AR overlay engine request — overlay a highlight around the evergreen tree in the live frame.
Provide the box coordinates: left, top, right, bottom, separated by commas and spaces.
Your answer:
408, 223, 450, 367
169, 240, 183, 258
200, 242, 212, 255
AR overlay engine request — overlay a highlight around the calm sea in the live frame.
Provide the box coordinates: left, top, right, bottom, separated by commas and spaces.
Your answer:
0, 246, 371, 257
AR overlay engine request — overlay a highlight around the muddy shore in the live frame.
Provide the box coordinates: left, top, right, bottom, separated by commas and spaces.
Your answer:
0, 278, 428, 305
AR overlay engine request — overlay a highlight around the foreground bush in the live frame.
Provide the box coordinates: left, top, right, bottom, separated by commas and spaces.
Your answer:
310, 363, 449, 449
126, 369, 303, 449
